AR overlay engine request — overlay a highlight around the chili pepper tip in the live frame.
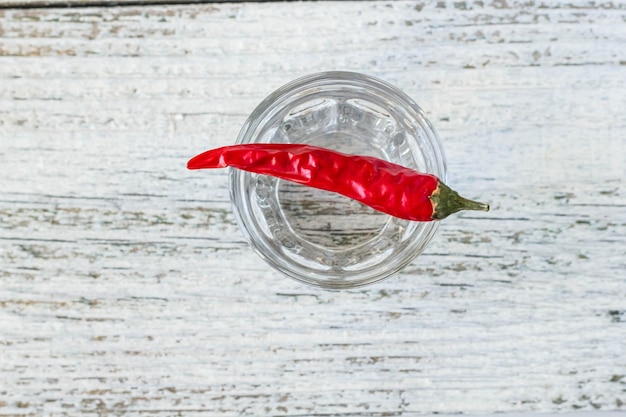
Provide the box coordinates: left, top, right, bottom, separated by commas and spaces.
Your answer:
187, 155, 203, 170
430, 182, 490, 220
187, 148, 228, 170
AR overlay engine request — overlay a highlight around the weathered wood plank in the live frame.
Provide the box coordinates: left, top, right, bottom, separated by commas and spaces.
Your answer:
0, 0, 240, 8
0, 1, 625, 416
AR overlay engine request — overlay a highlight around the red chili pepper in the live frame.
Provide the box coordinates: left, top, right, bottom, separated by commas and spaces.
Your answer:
187, 144, 489, 221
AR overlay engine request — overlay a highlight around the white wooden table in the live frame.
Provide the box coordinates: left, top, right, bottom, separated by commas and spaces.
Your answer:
1, 1, 625, 415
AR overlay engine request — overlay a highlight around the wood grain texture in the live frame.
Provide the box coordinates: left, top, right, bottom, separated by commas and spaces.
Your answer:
1, 1, 625, 415
0, 0, 241, 8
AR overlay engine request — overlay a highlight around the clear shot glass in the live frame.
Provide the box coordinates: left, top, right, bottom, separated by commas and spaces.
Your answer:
230, 71, 446, 289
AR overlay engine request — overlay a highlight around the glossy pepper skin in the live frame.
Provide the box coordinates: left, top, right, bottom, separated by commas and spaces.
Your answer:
187, 144, 489, 221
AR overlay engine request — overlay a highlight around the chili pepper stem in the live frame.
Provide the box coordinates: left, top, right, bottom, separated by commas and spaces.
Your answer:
430, 182, 490, 220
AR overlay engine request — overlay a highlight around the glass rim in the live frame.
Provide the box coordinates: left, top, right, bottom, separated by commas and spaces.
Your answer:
230, 71, 447, 289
